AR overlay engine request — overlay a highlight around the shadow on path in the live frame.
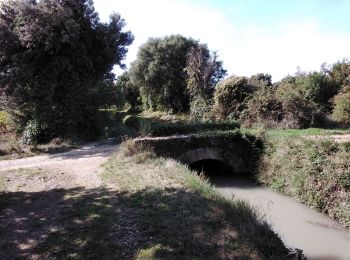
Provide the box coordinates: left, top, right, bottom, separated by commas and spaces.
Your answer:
0, 186, 290, 259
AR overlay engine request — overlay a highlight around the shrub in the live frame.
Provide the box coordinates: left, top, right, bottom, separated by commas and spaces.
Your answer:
0, 111, 12, 132
122, 115, 240, 136
276, 85, 319, 128
212, 76, 251, 120
123, 115, 141, 130
189, 96, 213, 121
240, 86, 283, 128
332, 85, 350, 126
21, 119, 41, 145
241, 85, 318, 129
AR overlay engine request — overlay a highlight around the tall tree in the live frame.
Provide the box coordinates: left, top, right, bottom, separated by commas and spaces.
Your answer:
185, 45, 226, 120
0, 0, 133, 141
130, 35, 198, 113
115, 72, 141, 111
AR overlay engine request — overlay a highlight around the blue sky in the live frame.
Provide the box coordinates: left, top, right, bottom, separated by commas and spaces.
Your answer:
94, 0, 350, 81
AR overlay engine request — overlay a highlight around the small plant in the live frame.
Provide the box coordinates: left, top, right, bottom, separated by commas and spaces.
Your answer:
121, 137, 154, 158
21, 119, 41, 145
0, 111, 12, 133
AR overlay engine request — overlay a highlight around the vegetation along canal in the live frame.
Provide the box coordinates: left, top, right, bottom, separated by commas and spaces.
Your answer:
190, 160, 350, 260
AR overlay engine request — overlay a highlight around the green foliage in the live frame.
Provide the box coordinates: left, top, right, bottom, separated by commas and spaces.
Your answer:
332, 86, 350, 125
130, 35, 197, 113
212, 76, 251, 120
22, 119, 43, 145
123, 115, 141, 130
0, 0, 133, 140
185, 45, 226, 99
95, 75, 124, 110
188, 96, 213, 121
123, 114, 240, 136
240, 86, 283, 128
115, 72, 141, 111
185, 45, 226, 120
247, 73, 273, 90
0, 111, 12, 132
328, 59, 350, 91
259, 137, 350, 228
240, 81, 318, 129
275, 83, 319, 128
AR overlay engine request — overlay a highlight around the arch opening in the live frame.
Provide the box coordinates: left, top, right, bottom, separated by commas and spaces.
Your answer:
188, 159, 256, 187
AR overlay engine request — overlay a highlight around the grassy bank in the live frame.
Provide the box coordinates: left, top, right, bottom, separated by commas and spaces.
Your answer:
101, 141, 300, 259
258, 136, 350, 229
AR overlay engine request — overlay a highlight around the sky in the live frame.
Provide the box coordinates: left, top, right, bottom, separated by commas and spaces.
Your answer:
94, 0, 350, 81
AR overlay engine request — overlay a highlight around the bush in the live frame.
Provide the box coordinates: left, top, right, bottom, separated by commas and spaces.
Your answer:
212, 76, 251, 120
240, 87, 283, 128
0, 111, 12, 132
189, 96, 213, 121
241, 85, 319, 129
123, 115, 142, 130
276, 85, 319, 128
332, 85, 350, 126
122, 115, 240, 136
21, 119, 41, 145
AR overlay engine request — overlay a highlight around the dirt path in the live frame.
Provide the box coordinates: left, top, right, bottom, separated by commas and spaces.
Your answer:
307, 134, 350, 143
0, 143, 115, 189
0, 143, 117, 259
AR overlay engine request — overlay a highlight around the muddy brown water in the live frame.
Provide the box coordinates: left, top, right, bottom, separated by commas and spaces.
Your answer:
211, 175, 350, 260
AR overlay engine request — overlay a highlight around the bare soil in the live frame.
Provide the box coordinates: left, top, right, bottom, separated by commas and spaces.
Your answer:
0, 143, 116, 259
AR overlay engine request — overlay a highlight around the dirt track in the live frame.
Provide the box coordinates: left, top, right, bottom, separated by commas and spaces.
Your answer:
0, 143, 116, 259
0, 143, 115, 189
308, 134, 350, 143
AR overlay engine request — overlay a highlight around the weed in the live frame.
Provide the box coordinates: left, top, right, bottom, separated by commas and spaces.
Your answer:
259, 137, 350, 229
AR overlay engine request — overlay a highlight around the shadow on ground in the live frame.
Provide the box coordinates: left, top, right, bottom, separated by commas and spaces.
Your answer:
0, 186, 290, 259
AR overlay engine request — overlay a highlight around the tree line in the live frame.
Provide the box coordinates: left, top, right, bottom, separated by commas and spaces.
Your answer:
1, 0, 349, 144
120, 35, 350, 129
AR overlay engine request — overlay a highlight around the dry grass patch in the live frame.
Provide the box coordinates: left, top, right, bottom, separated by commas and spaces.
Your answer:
100, 141, 301, 259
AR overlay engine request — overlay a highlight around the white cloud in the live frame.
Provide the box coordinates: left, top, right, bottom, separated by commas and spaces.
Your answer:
94, 0, 350, 81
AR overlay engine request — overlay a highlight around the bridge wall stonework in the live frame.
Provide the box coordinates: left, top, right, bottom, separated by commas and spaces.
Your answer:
135, 133, 261, 173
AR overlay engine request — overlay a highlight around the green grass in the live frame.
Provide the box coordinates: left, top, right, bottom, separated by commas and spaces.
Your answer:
265, 128, 350, 138
139, 110, 191, 123
242, 127, 350, 139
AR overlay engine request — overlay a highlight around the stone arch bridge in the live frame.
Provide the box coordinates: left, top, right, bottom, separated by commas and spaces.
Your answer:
134, 133, 261, 173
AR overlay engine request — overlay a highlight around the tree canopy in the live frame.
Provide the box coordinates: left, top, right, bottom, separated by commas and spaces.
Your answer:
0, 0, 133, 141
129, 35, 225, 114
130, 35, 197, 113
